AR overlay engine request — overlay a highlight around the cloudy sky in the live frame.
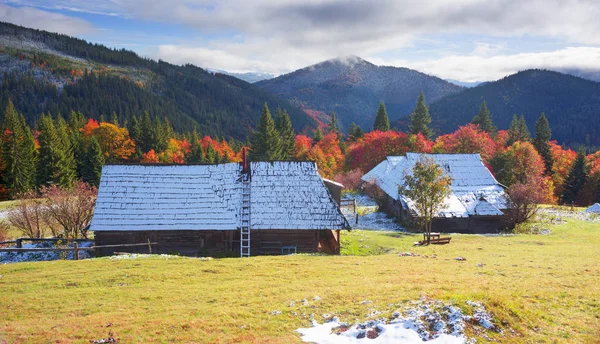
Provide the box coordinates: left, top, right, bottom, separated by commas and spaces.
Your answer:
2, 0, 600, 82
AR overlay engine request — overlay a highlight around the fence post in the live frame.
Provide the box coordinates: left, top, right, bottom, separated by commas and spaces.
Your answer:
355, 213, 358, 225
353, 199, 357, 214
147, 238, 152, 254
16, 238, 22, 248
74, 242, 79, 260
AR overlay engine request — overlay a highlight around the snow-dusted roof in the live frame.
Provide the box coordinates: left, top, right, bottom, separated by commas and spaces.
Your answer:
361, 153, 507, 218
91, 162, 349, 232
251, 162, 348, 229
585, 203, 600, 213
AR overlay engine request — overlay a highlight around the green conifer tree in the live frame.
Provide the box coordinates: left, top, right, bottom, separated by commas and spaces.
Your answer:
534, 113, 553, 174
2, 101, 36, 195
275, 109, 295, 160
81, 137, 104, 187
373, 101, 390, 132
313, 127, 324, 143
111, 111, 119, 126
348, 122, 364, 142
562, 149, 588, 205
507, 114, 531, 146
249, 103, 282, 161
14, 115, 36, 194
56, 115, 76, 187
36, 114, 60, 186
139, 111, 154, 152
326, 111, 340, 135
471, 100, 496, 134
409, 92, 433, 139
186, 128, 205, 163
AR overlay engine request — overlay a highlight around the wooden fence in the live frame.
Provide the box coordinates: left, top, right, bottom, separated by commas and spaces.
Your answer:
0, 240, 157, 260
340, 198, 357, 213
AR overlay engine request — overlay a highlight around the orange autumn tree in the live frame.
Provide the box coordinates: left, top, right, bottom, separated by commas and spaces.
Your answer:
549, 141, 576, 198
158, 138, 191, 164
81, 118, 100, 136
505, 141, 556, 203
89, 122, 135, 163
141, 149, 159, 163
293, 133, 344, 179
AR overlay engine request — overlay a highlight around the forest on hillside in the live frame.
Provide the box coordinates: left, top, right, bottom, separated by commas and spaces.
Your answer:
0, 22, 315, 140
1, 97, 599, 208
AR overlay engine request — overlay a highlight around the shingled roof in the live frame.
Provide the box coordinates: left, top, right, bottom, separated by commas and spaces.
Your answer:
362, 153, 507, 218
91, 162, 349, 232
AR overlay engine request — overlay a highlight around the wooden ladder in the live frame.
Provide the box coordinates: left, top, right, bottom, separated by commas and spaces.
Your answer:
240, 178, 251, 257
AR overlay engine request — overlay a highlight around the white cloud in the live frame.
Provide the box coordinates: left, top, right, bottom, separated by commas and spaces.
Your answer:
368, 47, 600, 82
8, 0, 600, 80
0, 4, 95, 36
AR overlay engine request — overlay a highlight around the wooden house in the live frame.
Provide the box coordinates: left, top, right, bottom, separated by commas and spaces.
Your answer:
90, 161, 349, 257
361, 153, 509, 234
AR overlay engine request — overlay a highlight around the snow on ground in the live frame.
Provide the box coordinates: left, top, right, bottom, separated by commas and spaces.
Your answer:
342, 193, 405, 231
297, 298, 505, 344
103, 253, 212, 261
539, 207, 600, 223
0, 241, 94, 264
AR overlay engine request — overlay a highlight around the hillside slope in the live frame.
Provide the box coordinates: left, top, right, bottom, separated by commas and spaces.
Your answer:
0, 22, 315, 139
256, 56, 463, 131
428, 69, 600, 146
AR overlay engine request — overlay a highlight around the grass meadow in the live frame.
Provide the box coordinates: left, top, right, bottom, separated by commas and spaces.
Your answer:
0, 210, 599, 343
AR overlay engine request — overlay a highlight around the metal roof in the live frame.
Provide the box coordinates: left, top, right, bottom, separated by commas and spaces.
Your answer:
91, 162, 349, 231
361, 153, 507, 218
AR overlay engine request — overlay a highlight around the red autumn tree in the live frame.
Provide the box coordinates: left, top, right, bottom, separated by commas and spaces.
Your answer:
141, 149, 159, 163
433, 124, 498, 161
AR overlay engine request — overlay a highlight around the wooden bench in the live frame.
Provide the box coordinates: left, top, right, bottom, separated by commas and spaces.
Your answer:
414, 233, 452, 246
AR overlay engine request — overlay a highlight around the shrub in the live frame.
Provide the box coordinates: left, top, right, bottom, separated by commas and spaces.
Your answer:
6, 191, 50, 238
506, 177, 547, 226
40, 180, 97, 239
362, 180, 386, 206
0, 221, 8, 242
333, 168, 364, 191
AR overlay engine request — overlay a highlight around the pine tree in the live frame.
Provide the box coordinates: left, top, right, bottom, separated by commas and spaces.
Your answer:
275, 109, 295, 160
139, 111, 154, 152
205, 144, 218, 163
2, 100, 36, 195
373, 102, 390, 132
313, 127, 323, 143
56, 115, 76, 187
111, 111, 119, 126
153, 116, 168, 152
562, 149, 588, 205
36, 114, 60, 186
507, 114, 530, 146
348, 122, 364, 142
534, 113, 553, 174
471, 100, 496, 134
186, 128, 205, 163
249, 103, 282, 161
13, 115, 36, 195
409, 92, 433, 139
68, 110, 86, 178
326, 111, 340, 135
81, 137, 104, 187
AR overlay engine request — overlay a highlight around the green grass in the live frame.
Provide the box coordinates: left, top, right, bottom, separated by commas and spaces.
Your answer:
1, 217, 600, 343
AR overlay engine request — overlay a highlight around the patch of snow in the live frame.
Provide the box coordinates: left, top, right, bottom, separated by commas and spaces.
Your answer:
297, 299, 506, 344
104, 254, 211, 261
0, 241, 94, 264
341, 193, 404, 231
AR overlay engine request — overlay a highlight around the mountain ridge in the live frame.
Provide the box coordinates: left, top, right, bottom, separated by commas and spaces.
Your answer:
0, 21, 315, 139
255, 56, 463, 131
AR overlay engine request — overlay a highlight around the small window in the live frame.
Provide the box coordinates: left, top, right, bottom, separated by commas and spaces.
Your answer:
282, 246, 297, 255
